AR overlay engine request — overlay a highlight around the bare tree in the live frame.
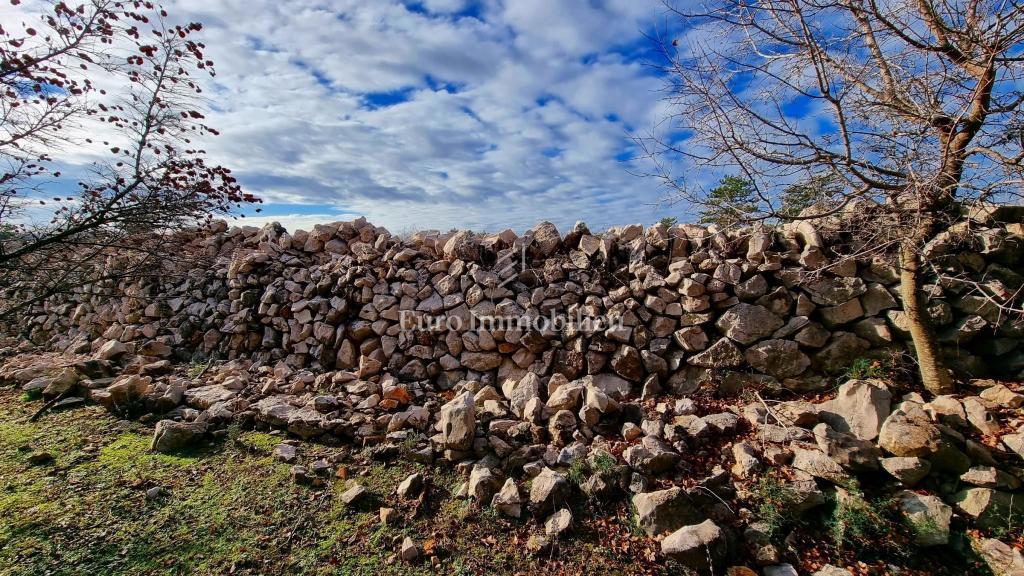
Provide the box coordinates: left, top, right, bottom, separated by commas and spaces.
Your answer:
0, 0, 258, 323
640, 0, 1024, 394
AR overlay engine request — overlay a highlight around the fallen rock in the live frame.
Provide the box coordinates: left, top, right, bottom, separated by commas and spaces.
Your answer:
400, 536, 419, 562
150, 419, 206, 454
877, 405, 941, 457
340, 483, 367, 505
397, 472, 424, 499
971, 536, 1024, 576
951, 488, 1024, 530
880, 457, 931, 487
529, 467, 570, 516
544, 508, 572, 537
491, 478, 523, 518
897, 490, 952, 546
791, 442, 849, 484
632, 487, 703, 536
818, 380, 891, 441
661, 519, 727, 570
272, 443, 299, 463
438, 392, 475, 451
961, 466, 1022, 490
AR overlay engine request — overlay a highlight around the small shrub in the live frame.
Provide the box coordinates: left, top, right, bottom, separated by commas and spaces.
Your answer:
752, 476, 804, 538
826, 487, 894, 551
567, 456, 589, 487
399, 432, 422, 456
987, 497, 1022, 540
659, 216, 678, 228
187, 360, 211, 379
845, 357, 885, 380
591, 451, 618, 477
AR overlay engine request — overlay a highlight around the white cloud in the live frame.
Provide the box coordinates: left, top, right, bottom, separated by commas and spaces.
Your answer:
2, 0, 695, 235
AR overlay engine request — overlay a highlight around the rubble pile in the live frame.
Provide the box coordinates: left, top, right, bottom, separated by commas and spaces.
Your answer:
2, 208, 1023, 573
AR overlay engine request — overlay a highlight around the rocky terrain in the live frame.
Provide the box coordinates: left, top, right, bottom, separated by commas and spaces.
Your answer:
1, 208, 1023, 574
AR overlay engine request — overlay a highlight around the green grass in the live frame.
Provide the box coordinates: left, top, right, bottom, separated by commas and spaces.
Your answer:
0, 389, 669, 576
567, 456, 588, 487
825, 487, 894, 552
844, 357, 886, 380
750, 475, 805, 539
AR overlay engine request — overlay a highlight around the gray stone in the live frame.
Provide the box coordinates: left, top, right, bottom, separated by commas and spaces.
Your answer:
715, 303, 784, 345
340, 483, 367, 505
438, 392, 475, 450
468, 465, 502, 503
971, 537, 1024, 576
660, 520, 727, 570
272, 443, 299, 463
951, 488, 1024, 530
897, 491, 951, 546
400, 536, 418, 562
818, 380, 891, 441
632, 487, 703, 536
791, 442, 849, 484
529, 467, 570, 516
812, 333, 870, 374
878, 406, 941, 457
880, 457, 931, 487
813, 423, 881, 472
150, 419, 206, 454
544, 508, 572, 537
803, 277, 867, 306
744, 339, 810, 379
397, 472, 424, 499
491, 478, 524, 518
687, 337, 743, 368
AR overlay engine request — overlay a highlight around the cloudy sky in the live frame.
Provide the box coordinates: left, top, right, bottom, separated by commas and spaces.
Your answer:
8, 0, 703, 235
179, 0, 699, 234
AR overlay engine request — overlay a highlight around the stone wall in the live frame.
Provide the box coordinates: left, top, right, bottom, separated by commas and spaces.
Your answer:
8, 209, 1024, 388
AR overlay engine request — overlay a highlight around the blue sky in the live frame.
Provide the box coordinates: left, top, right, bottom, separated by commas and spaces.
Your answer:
3, 0, 716, 234
163, 0, 694, 234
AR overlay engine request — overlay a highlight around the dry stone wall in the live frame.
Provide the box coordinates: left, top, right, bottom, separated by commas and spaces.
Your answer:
9, 209, 1024, 389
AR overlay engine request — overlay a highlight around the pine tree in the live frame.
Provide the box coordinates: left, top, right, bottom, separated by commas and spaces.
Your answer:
778, 175, 843, 218
699, 176, 758, 227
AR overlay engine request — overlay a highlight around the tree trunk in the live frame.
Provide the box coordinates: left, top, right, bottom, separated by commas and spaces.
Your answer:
899, 241, 954, 395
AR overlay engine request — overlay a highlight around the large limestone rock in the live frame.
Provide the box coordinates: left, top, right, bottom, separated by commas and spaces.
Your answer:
632, 487, 703, 536
438, 392, 475, 451
791, 442, 849, 484
971, 536, 1024, 576
813, 423, 881, 472
688, 338, 743, 369
527, 221, 562, 257
897, 491, 952, 546
817, 380, 892, 441
803, 277, 867, 306
951, 488, 1024, 530
715, 303, 784, 345
1002, 433, 1024, 460
812, 333, 870, 373
877, 405, 941, 457
150, 419, 206, 454
183, 385, 237, 410
529, 467, 570, 516
661, 519, 727, 570
880, 457, 931, 487
468, 464, 502, 503
744, 339, 810, 378
491, 478, 524, 518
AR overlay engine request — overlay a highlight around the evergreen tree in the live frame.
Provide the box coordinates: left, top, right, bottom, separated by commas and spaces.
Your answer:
778, 175, 843, 218
699, 176, 758, 227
